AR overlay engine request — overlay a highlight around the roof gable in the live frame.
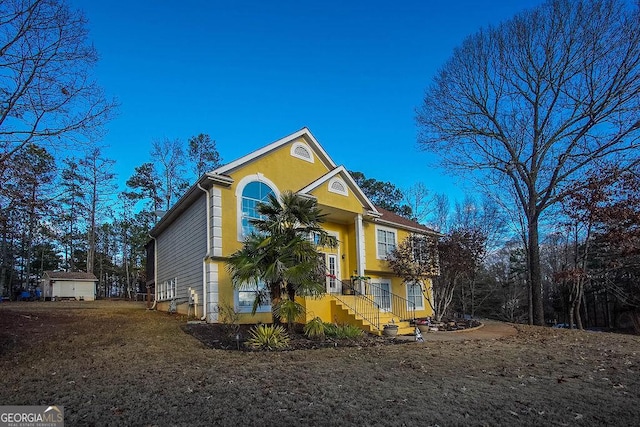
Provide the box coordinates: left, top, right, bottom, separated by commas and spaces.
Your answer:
212, 128, 337, 176
297, 166, 379, 213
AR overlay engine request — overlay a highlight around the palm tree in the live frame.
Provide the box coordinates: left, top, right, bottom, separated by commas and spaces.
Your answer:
226, 191, 336, 326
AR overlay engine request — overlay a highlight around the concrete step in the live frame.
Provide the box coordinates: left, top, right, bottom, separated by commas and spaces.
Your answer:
331, 296, 415, 336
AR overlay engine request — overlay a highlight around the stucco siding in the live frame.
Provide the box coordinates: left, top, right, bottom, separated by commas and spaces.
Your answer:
156, 194, 207, 306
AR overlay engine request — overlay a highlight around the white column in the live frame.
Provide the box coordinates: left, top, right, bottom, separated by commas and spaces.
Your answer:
355, 214, 366, 277
206, 262, 219, 323
211, 188, 223, 257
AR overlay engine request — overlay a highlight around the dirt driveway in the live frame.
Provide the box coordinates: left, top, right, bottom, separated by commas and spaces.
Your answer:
1, 301, 639, 426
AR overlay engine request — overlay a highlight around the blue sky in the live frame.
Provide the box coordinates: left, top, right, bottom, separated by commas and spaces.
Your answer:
71, 0, 542, 202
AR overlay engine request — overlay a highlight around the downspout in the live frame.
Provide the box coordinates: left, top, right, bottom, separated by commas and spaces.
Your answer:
148, 235, 158, 310
197, 182, 211, 322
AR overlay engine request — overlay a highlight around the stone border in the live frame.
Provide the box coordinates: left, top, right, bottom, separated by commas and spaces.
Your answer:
429, 322, 485, 334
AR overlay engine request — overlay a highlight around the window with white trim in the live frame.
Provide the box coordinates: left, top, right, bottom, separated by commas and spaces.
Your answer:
309, 230, 338, 248
158, 278, 177, 301
407, 283, 424, 309
376, 227, 396, 259
309, 231, 322, 245
241, 181, 274, 237
236, 280, 271, 313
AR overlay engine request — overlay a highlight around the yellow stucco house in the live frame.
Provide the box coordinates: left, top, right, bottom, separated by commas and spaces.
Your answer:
147, 128, 438, 335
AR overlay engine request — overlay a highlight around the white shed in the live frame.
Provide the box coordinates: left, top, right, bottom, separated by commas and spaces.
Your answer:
43, 271, 98, 301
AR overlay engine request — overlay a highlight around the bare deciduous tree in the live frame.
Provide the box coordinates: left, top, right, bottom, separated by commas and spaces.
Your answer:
401, 182, 431, 223
416, 0, 640, 325
429, 193, 450, 233
79, 148, 115, 275
0, 0, 116, 166
151, 138, 187, 211
387, 235, 441, 318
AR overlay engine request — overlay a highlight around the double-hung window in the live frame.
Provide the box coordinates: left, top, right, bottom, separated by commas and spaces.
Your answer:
407, 283, 424, 310
376, 227, 396, 259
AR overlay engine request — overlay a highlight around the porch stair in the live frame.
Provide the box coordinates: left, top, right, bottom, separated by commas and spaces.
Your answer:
331, 295, 414, 336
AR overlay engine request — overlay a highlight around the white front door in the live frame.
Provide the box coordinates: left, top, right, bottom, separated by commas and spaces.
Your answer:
326, 253, 340, 294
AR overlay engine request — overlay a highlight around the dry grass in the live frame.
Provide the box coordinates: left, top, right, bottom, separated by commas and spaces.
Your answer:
1, 300, 639, 426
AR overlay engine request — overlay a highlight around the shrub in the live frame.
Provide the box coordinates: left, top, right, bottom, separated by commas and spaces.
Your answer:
324, 322, 363, 339
215, 301, 242, 338
323, 322, 339, 337
273, 299, 305, 330
337, 324, 364, 339
246, 324, 290, 350
303, 317, 325, 340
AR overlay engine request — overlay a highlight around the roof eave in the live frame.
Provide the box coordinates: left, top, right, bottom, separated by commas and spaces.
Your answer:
373, 218, 443, 237
211, 128, 337, 176
149, 173, 233, 237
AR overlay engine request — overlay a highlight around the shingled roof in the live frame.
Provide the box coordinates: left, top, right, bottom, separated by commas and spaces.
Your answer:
44, 271, 98, 281
374, 207, 441, 236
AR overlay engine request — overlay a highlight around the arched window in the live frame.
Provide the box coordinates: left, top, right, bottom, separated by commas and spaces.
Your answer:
241, 181, 274, 237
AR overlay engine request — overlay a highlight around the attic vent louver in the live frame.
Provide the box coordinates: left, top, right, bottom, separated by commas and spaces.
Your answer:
328, 177, 348, 196
291, 142, 314, 163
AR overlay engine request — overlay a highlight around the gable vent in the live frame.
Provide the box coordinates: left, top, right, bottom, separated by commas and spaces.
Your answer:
291, 142, 314, 163
328, 177, 348, 196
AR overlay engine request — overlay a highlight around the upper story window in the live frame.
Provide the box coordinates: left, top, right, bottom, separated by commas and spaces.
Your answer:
309, 230, 339, 248
376, 226, 397, 259
309, 231, 322, 245
241, 181, 274, 237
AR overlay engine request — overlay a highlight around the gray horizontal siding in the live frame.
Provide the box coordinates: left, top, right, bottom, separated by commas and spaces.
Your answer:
156, 194, 207, 303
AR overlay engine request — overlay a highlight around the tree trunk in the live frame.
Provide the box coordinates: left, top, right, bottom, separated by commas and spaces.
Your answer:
0, 215, 8, 296
568, 278, 578, 328
575, 280, 584, 330
528, 217, 545, 326
270, 281, 283, 324
86, 163, 99, 275
569, 304, 575, 329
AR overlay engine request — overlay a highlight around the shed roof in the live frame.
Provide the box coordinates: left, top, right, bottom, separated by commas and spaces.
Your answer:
44, 271, 98, 281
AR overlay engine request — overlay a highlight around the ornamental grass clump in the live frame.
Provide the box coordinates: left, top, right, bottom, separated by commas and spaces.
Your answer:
246, 324, 290, 350
324, 322, 363, 339
303, 317, 325, 340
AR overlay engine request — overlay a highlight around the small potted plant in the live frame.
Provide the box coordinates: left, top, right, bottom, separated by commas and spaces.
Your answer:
416, 318, 431, 334
382, 323, 399, 337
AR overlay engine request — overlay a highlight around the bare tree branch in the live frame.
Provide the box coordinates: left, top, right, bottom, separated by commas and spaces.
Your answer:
416, 0, 640, 325
0, 0, 117, 165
